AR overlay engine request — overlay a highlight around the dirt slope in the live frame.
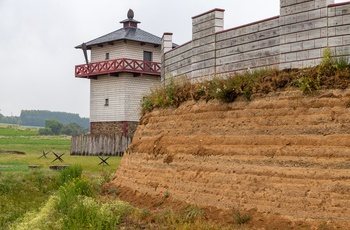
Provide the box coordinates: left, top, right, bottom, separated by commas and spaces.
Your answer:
112, 89, 350, 228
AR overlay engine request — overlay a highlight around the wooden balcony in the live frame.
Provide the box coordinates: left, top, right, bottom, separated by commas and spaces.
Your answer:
75, 58, 161, 78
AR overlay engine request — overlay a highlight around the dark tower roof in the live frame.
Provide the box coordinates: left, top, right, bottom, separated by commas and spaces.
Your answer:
75, 9, 177, 49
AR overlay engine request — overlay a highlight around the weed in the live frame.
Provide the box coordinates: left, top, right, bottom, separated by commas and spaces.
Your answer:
56, 164, 83, 187
297, 75, 320, 94
164, 190, 170, 198
0, 171, 58, 229
233, 210, 251, 225
140, 208, 150, 220
185, 205, 204, 222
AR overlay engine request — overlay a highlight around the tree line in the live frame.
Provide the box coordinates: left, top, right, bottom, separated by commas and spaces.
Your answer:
0, 110, 89, 135
39, 119, 88, 135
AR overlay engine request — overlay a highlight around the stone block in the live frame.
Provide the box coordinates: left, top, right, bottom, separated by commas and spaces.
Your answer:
192, 35, 216, 48
191, 67, 215, 79
286, 53, 297, 62
308, 29, 321, 39
297, 31, 309, 41
291, 60, 303, 68
328, 16, 343, 26
285, 34, 298, 43
297, 12, 310, 23
309, 9, 321, 20
336, 25, 350, 36
314, 38, 327, 48
192, 11, 216, 26
320, 27, 328, 37
336, 6, 350, 16
280, 44, 291, 53
193, 28, 217, 40
344, 14, 350, 24
191, 59, 216, 70
314, 18, 328, 29
279, 62, 292, 70
192, 43, 215, 55
303, 40, 315, 49
291, 42, 304, 52
191, 51, 216, 63
327, 27, 336, 36
284, 15, 297, 24
315, 0, 330, 9
258, 18, 280, 31
335, 45, 350, 55
280, 0, 297, 7
235, 24, 259, 36
301, 1, 317, 12
192, 18, 224, 34
302, 59, 317, 68
216, 31, 227, 41
308, 49, 321, 59
343, 35, 350, 45
297, 50, 309, 60
320, 8, 328, 18
327, 7, 336, 17
328, 36, 343, 46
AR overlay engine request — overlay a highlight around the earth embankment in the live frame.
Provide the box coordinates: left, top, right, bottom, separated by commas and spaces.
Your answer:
112, 89, 350, 228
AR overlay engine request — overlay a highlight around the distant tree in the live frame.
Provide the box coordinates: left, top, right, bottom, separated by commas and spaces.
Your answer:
38, 127, 53, 135
45, 119, 63, 135
0, 115, 20, 125
39, 120, 87, 136
20, 110, 89, 129
61, 123, 86, 135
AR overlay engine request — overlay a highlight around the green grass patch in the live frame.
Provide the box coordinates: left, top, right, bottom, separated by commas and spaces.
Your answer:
0, 125, 39, 136
0, 160, 29, 172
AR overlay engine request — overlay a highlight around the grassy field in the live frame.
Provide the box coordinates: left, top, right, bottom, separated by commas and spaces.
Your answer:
0, 124, 237, 229
0, 124, 122, 174
0, 125, 127, 229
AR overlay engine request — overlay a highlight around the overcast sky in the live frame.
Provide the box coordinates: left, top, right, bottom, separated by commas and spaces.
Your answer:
0, 0, 345, 118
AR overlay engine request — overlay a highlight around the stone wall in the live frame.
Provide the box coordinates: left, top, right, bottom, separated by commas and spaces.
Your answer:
90, 121, 138, 137
161, 0, 350, 83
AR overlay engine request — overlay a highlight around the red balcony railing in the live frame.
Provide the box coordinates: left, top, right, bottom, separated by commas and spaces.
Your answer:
75, 58, 161, 78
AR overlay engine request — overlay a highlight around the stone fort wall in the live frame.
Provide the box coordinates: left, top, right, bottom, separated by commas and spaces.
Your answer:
161, 0, 350, 83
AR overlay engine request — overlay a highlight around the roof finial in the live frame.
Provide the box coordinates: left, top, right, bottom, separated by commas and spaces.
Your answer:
127, 9, 134, 19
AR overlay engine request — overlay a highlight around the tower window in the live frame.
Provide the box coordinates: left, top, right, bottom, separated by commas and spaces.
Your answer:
143, 51, 152, 62
104, 99, 109, 106
105, 53, 110, 60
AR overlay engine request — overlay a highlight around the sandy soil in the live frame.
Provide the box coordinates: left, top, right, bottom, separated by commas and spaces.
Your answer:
112, 88, 350, 229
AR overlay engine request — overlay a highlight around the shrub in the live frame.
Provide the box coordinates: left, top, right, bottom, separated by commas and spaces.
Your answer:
233, 210, 251, 225
56, 164, 83, 187
184, 205, 204, 222
297, 75, 320, 94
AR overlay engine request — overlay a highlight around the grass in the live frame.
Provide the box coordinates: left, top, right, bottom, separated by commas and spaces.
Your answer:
0, 125, 243, 229
0, 124, 121, 174
0, 125, 127, 229
142, 50, 350, 114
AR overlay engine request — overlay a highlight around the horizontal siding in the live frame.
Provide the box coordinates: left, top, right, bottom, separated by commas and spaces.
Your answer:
124, 75, 160, 121
90, 73, 159, 122
91, 40, 161, 63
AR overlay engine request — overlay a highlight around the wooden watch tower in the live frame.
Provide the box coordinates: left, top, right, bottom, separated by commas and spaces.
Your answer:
75, 9, 173, 138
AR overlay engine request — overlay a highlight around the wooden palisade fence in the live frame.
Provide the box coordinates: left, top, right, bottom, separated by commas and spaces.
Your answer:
70, 134, 132, 156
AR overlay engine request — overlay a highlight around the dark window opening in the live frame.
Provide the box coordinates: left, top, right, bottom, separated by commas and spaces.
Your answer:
105, 53, 110, 60
104, 99, 109, 106
143, 51, 152, 62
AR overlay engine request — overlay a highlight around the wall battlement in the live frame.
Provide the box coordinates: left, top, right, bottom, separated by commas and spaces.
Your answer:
161, 0, 350, 82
